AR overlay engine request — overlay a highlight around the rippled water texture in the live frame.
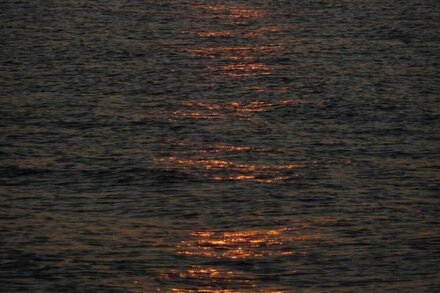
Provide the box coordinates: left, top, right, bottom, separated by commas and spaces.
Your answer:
1, 0, 439, 292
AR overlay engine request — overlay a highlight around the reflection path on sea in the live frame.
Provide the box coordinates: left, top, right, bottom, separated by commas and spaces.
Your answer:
156, 2, 321, 186
149, 2, 322, 292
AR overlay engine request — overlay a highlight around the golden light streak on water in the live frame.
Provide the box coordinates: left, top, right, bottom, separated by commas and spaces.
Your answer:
142, 228, 322, 292
191, 4, 266, 19
158, 156, 305, 171
169, 99, 321, 121
160, 142, 272, 155
210, 63, 272, 78
184, 25, 283, 39
157, 266, 256, 286
170, 111, 227, 121
197, 145, 253, 153
182, 45, 283, 60
196, 31, 234, 38
156, 142, 286, 182
211, 175, 298, 184
176, 228, 320, 259
181, 100, 320, 113
180, 43, 282, 78
165, 289, 299, 293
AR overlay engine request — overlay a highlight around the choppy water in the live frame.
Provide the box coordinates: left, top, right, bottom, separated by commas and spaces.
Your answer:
1, 0, 439, 292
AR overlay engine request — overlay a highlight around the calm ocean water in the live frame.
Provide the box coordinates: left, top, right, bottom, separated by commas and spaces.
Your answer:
1, 0, 439, 292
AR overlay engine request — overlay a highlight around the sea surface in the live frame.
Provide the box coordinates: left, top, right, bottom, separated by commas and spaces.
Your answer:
1, 0, 439, 292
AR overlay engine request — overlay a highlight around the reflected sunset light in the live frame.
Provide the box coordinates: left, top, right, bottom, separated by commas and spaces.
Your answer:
192, 4, 266, 19
148, 228, 321, 292
182, 45, 283, 60
170, 111, 227, 121
210, 63, 272, 78
157, 157, 305, 171
161, 142, 271, 155
158, 266, 256, 287
196, 31, 234, 38
170, 99, 320, 121
181, 42, 282, 78
184, 25, 283, 39
165, 289, 295, 293
157, 156, 305, 183
176, 228, 320, 259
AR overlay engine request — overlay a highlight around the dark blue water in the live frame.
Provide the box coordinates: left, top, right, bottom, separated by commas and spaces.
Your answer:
1, 0, 439, 292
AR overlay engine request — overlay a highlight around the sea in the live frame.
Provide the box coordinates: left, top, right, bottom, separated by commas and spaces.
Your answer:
1, 0, 439, 292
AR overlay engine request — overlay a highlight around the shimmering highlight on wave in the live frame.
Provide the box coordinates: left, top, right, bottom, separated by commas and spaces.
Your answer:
181, 44, 283, 78
182, 100, 319, 112
159, 288, 303, 293
157, 156, 305, 183
157, 286, 308, 293
170, 99, 320, 121
170, 111, 227, 121
158, 157, 304, 171
158, 266, 256, 289
182, 45, 283, 59
161, 142, 272, 155
149, 228, 321, 291
183, 26, 283, 40
196, 31, 234, 38
210, 63, 272, 78
176, 228, 320, 259
192, 4, 266, 19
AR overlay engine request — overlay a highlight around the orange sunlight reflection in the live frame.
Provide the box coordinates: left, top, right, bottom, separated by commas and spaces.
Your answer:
187, 26, 282, 39
158, 286, 309, 293
181, 44, 283, 78
192, 4, 266, 19
162, 143, 272, 155
170, 99, 320, 121
148, 228, 321, 292
182, 45, 283, 60
210, 63, 272, 78
196, 31, 234, 38
176, 228, 320, 259
157, 156, 305, 183
158, 266, 256, 289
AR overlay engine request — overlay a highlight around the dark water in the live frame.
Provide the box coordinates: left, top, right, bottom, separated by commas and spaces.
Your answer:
1, 0, 439, 292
